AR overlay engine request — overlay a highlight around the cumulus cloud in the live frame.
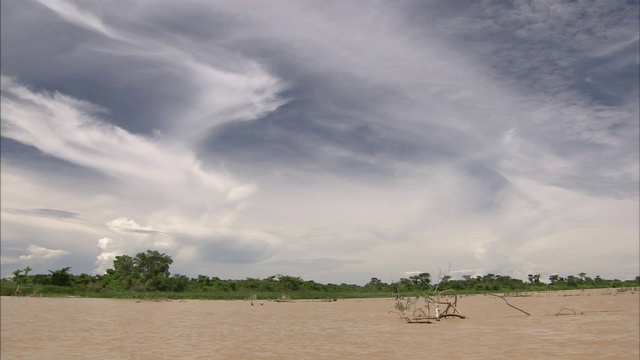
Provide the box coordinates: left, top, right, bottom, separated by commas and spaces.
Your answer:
94, 238, 118, 274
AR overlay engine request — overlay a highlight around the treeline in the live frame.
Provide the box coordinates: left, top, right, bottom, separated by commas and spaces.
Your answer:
2, 249, 639, 299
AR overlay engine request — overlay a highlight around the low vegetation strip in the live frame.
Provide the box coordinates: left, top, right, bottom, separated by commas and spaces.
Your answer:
2, 249, 638, 300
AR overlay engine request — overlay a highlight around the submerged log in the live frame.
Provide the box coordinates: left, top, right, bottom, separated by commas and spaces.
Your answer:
438, 313, 466, 319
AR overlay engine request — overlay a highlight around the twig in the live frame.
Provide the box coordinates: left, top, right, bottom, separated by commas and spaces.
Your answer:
489, 293, 530, 316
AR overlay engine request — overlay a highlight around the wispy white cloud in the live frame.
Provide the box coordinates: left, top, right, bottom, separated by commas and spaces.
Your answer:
33, 0, 121, 40
18, 244, 69, 261
1, 75, 255, 204
106, 218, 157, 234
1, 74, 282, 275
32, 0, 288, 143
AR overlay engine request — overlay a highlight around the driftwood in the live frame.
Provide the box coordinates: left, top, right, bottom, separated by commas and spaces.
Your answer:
434, 290, 466, 319
391, 290, 466, 323
272, 294, 292, 302
489, 293, 531, 316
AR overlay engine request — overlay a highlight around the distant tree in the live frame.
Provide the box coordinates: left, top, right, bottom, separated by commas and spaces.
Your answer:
170, 274, 189, 292
409, 272, 431, 290
104, 255, 139, 289
49, 267, 72, 286
611, 279, 623, 288
527, 274, 542, 284
112, 255, 137, 278
11, 266, 32, 295
133, 250, 173, 282
242, 277, 261, 290
196, 275, 211, 287
397, 278, 415, 292
102, 250, 174, 290
276, 275, 304, 291
259, 276, 277, 292
145, 274, 171, 291
301, 280, 322, 291
578, 272, 587, 281
365, 277, 386, 291
73, 273, 95, 287
29, 274, 51, 285
12, 266, 32, 283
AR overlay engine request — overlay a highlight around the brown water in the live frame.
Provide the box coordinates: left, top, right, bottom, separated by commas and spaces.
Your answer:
1, 289, 638, 359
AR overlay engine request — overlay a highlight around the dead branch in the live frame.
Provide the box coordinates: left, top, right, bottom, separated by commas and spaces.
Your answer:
489, 293, 531, 316
555, 308, 577, 316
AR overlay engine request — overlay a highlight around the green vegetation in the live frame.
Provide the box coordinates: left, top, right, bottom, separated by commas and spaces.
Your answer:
1, 250, 639, 300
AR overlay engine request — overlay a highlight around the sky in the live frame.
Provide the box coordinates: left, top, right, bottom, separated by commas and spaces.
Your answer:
1, 0, 638, 285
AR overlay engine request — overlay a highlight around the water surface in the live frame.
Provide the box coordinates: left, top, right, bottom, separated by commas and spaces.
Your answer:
1, 289, 638, 359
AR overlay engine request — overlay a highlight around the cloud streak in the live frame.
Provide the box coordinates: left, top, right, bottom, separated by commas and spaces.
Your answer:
34, 0, 288, 143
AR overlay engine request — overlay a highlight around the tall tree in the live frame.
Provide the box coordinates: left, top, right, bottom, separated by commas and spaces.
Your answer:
113, 255, 137, 277
12, 266, 32, 283
133, 250, 173, 288
108, 255, 138, 288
